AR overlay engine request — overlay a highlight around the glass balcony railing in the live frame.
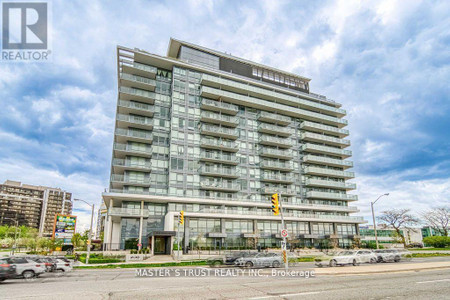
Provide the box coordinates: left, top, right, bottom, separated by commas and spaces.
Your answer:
108, 207, 145, 217
260, 173, 294, 182
200, 152, 239, 164
120, 73, 156, 87
117, 114, 154, 127
259, 135, 292, 147
258, 123, 294, 136
118, 100, 154, 114
260, 187, 296, 195
301, 144, 352, 157
200, 181, 240, 191
119, 86, 156, 100
199, 166, 239, 177
300, 121, 349, 137
113, 143, 152, 155
133, 62, 157, 74
110, 174, 151, 185
306, 191, 358, 201
302, 155, 353, 168
201, 98, 239, 114
300, 132, 350, 146
200, 138, 237, 151
200, 124, 239, 138
304, 179, 356, 190
201, 74, 346, 116
112, 158, 151, 169
259, 147, 293, 159
115, 128, 153, 140
258, 111, 291, 125
260, 160, 294, 170
303, 166, 355, 178
200, 111, 239, 126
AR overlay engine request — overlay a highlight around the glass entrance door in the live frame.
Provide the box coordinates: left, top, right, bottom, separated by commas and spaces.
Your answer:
154, 237, 167, 254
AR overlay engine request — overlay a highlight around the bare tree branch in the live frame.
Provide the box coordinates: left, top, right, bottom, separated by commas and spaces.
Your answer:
377, 209, 420, 247
421, 207, 449, 237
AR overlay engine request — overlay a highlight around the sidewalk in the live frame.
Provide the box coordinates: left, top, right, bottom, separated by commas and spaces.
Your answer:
312, 261, 450, 275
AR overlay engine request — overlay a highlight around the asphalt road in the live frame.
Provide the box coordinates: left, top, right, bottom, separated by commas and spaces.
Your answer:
1, 258, 450, 300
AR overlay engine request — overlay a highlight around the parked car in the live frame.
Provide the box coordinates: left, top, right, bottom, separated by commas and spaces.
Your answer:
207, 252, 256, 267
407, 242, 424, 248
0, 260, 16, 282
35, 257, 58, 272
55, 258, 73, 272
235, 253, 283, 268
374, 249, 404, 263
315, 250, 378, 267
1, 257, 46, 279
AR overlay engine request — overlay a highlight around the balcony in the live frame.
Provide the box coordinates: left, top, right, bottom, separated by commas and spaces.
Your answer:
200, 111, 239, 127
260, 160, 294, 171
301, 143, 352, 158
119, 73, 156, 91
200, 181, 240, 192
198, 166, 240, 178
118, 100, 154, 117
200, 98, 239, 115
116, 114, 154, 130
110, 174, 151, 187
302, 155, 353, 169
200, 124, 239, 140
259, 147, 293, 160
119, 86, 156, 104
108, 207, 146, 217
199, 152, 239, 165
260, 187, 296, 196
306, 191, 358, 201
303, 167, 355, 179
300, 132, 350, 148
201, 86, 348, 127
257, 111, 291, 126
113, 143, 152, 158
199, 138, 239, 153
200, 74, 346, 117
259, 135, 292, 148
121, 62, 157, 79
112, 158, 151, 172
300, 121, 349, 138
115, 128, 153, 143
258, 123, 293, 137
260, 174, 295, 184
304, 179, 356, 190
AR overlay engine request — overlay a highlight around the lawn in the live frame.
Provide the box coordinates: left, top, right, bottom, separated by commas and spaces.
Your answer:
75, 260, 208, 269
409, 248, 450, 251
411, 252, 450, 257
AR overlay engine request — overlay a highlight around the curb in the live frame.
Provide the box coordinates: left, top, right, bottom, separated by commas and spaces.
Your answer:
315, 265, 450, 276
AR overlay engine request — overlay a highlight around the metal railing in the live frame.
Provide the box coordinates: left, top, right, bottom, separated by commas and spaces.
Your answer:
200, 111, 239, 125
118, 100, 154, 113
300, 132, 350, 145
119, 86, 156, 100
201, 98, 239, 112
301, 144, 352, 157
300, 121, 349, 136
302, 155, 353, 167
120, 73, 156, 86
112, 158, 151, 169
258, 123, 294, 135
258, 111, 291, 124
110, 174, 151, 185
113, 143, 152, 155
259, 147, 293, 158
306, 191, 358, 201
115, 128, 153, 140
117, 114, 154, 126
260, 160, 294, 170
303, 166, 355, 178
200, 138, 236, 150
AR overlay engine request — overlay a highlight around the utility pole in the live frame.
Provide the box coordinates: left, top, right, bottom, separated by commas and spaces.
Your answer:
371, 193, 389, 249
75, 199, 95, 264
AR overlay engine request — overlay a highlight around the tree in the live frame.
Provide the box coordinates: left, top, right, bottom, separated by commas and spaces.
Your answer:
71, 233, 83, 249
377, 209, 420, 247
422, 207, 449, 237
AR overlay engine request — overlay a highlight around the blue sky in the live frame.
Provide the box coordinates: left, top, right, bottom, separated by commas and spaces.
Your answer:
1, 0, 449, 231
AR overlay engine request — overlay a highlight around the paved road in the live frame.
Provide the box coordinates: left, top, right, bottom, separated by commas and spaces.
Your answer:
1, 258, 450, 299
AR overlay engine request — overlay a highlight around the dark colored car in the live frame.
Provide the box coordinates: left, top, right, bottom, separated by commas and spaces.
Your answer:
225, 252, 255, 265
0, 260, 17, 282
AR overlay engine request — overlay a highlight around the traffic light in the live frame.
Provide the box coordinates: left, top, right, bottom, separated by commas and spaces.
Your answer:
271, 194, 279, 215
179, 211, 184, 225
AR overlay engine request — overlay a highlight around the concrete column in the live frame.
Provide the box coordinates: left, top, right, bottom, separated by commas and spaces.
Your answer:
151, 235, 155, 256
108, 198, 114, 250
183, 217, 190, 253
221, 218, 226, 249
138, 201, 144, 250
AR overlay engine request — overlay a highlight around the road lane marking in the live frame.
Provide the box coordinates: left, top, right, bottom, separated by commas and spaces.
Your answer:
248, 291, 322, 299
416, 278, 450, 284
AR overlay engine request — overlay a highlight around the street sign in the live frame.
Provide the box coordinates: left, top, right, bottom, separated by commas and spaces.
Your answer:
281, 229, 288, 238
137, 243, 142, 247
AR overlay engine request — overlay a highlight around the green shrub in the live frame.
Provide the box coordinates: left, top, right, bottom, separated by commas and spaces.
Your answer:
423, 236, 450, 248
87, 258, 121, 264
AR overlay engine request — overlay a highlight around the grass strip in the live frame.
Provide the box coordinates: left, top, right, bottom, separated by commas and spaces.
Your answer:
75, 260, 208, 269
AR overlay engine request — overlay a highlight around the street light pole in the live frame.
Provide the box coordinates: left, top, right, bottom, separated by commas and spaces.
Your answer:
75, 199, 95, 264
371, 193, 389, 250
4, 217, 18, 255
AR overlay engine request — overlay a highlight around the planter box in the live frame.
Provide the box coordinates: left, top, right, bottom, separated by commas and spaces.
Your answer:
126, 254, 146, 262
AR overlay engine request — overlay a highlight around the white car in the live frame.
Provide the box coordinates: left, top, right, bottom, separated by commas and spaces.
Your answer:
315, 250, 378, 267
55, 258, 73, 272
1, 257, 46, 279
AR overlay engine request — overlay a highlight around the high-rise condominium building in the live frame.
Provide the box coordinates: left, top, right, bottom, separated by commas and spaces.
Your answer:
102, 38, 365, 254
0, 180, 73, 236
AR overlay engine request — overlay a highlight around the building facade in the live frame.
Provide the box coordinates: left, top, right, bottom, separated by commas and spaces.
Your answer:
359, 225, 423, 248
102, 39, 364, 254
0, 180, 73, 236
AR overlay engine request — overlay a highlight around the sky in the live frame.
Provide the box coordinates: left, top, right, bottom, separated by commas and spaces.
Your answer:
0, 0, 449, 232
